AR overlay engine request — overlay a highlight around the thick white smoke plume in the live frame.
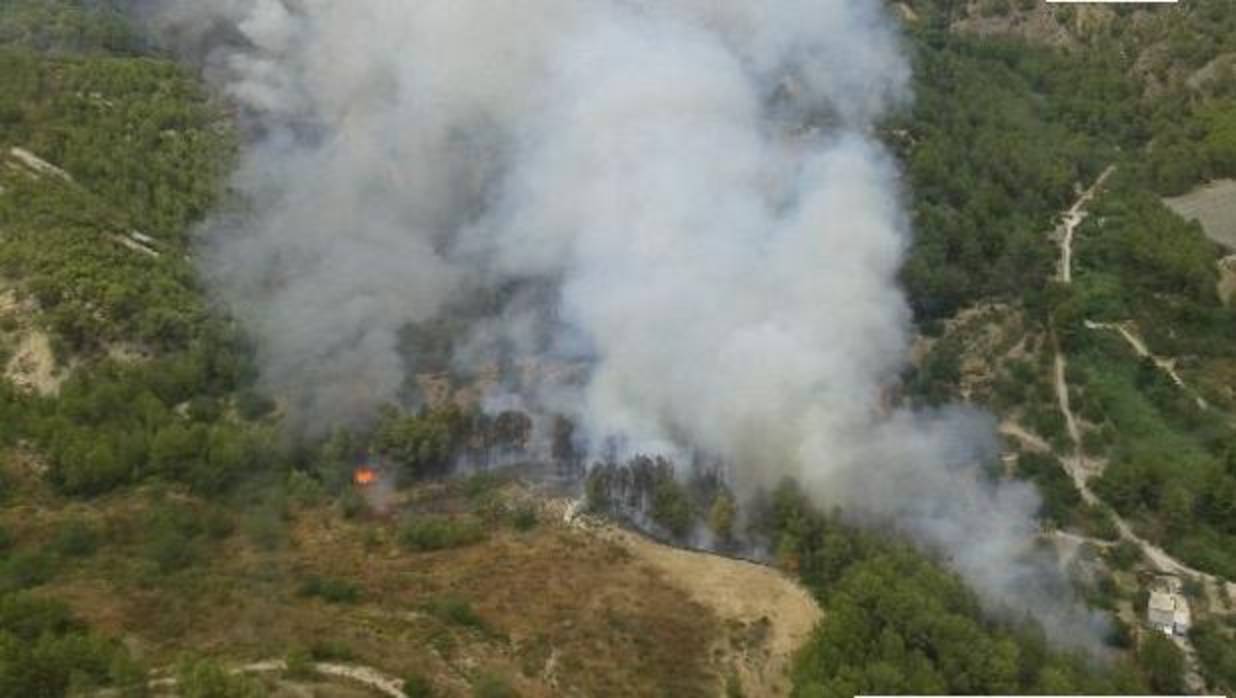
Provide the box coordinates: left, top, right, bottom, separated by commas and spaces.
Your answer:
143, 0, 1106, 647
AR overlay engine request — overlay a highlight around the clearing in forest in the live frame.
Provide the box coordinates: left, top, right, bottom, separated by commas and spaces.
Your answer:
1164, 179, 1236, 249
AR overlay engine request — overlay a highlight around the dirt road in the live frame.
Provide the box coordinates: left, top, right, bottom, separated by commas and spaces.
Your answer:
1048, 166, 1216, 691
143, 659, 410, 698
1084, 320, 1209, 409
1056, 165, 1116, 284
998, 420, 1051, 453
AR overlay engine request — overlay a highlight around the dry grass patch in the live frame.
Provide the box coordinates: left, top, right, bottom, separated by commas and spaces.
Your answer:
14, 482, 734, 697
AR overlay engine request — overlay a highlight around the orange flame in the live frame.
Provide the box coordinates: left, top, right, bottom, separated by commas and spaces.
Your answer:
353, 467, 377, 486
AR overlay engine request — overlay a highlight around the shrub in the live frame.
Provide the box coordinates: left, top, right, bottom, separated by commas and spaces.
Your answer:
235, 390, 276, 420
1107, 617, 1134, 649
472, 672, 517, 698
430, 597, 485, 630
308, 638, 355, 662
138, 501, 210, 573
202, 507, 237, 540
399, 516, 485, 552
0, 550, 56, 591
286, 470, 325, 506
0, 590, 139, 695
285, 646, 318, 680
1192, 620, 1236, 690
585, 469, 610, 512
243, 507, 286, 552
297, 575, 361, 604
339, 489, 368, 519
145, 526, 199, 573
177, 658, 266, 698
1140, 631, 1185, 694
403, 672, 434, 698
1107, 540, 1142, 570
651, 475, 691, 538
510, 505, 538, 532
51, 517, 99, 557
0, 593, 77, 640
462, 472, 505, 500
1078, 503, 1120, 541
726, 673, 745, 698
709, 494, 736, 542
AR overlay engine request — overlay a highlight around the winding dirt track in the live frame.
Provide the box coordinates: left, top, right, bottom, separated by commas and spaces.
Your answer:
243, 660, 408, 698
1056, 166, 1115, 284
1052, 172, 1234, 595
144, 660, 410, 698
1049, 166, 1215, 692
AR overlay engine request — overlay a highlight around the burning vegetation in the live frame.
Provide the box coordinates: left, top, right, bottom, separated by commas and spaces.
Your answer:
353, 466, 377, 487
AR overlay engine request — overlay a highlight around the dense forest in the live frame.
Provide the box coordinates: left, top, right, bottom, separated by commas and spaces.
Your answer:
900, 0, 1236, 322
899, 2, 1236, 693
0, 34, 268, 500
896, 29, 1137, 325
898, 1, 1236, 584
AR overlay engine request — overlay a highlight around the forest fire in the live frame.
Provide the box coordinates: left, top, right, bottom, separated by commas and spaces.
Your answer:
353, 466, 378, 486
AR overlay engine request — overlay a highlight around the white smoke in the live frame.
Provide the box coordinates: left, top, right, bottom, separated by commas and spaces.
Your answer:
142, 0, 1107, 648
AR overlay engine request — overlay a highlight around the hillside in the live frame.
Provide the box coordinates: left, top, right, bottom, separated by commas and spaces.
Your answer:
900, 1, 1236, 692
0, 1, 1235, 697
2, 463, 820, 697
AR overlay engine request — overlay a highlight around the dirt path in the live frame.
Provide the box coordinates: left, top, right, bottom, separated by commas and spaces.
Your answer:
1051, 529, 1116, 549
243, 660, 408, 698
1061, 180, 1235, 599
1084, 320, 1209, 409
1056, 165, 1116, 284
1049, 166, 1215, 691
144, 659, 409, 698
998, 420, 1052, 453
1053, 351, 1091, 482
563, 501, 821, 696
9, 147, 73, 182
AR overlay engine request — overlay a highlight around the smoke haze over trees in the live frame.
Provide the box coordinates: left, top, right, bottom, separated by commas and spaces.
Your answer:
139, 0, 1106, 647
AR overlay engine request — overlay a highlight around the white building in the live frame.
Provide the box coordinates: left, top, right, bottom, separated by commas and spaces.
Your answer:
1147, 580, 1191, 636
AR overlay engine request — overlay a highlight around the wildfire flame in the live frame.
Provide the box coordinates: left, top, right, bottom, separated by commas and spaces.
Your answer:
353, 466, 377, 486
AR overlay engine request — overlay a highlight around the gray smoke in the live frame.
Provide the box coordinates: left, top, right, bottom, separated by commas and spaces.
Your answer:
143, 0, 1107, 648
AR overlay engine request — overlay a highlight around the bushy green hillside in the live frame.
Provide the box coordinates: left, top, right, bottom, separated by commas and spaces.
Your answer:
0, 3, 277, 692
897, 31, 1139, 324
900, 4, 1236, 691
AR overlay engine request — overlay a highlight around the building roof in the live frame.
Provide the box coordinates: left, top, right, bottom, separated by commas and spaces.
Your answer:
1149, 591, 1175, 613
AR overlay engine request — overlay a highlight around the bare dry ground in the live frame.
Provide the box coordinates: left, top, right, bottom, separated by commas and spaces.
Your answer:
5, 474, 819, 697
4, 329, 63, 395
566, 505, 822, 697
1164, 179, 1236, 249
0, 282, 68, 396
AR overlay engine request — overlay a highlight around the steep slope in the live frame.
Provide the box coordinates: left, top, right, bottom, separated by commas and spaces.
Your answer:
6, 473, 817, 697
